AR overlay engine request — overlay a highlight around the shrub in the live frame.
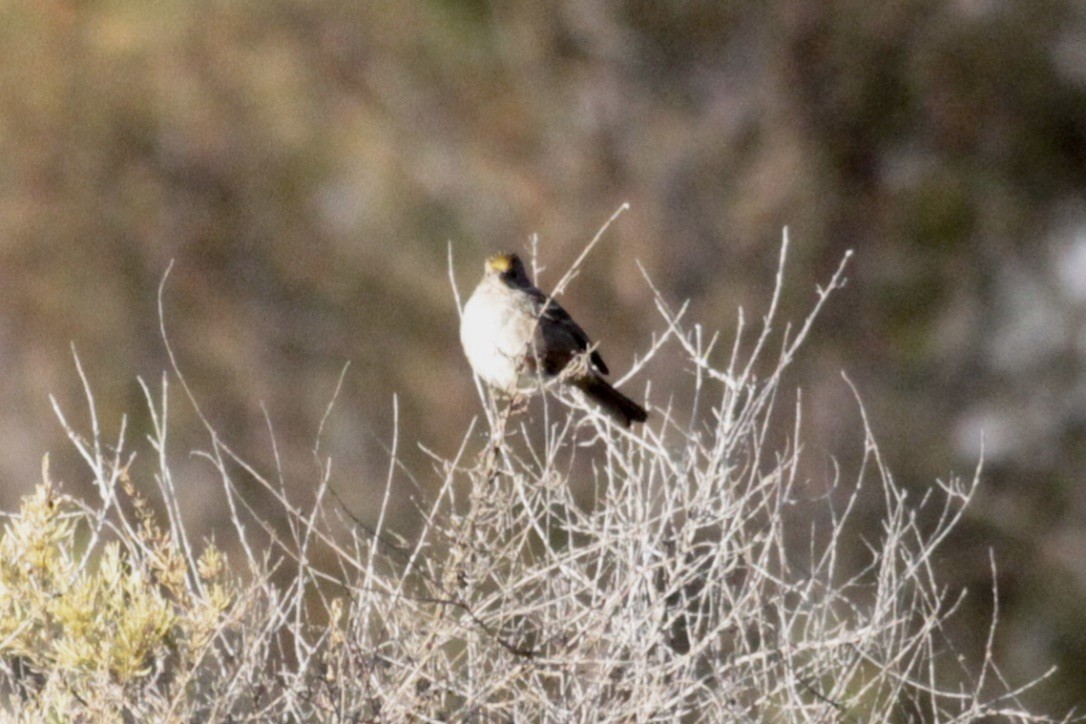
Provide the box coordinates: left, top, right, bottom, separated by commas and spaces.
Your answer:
0, 236, 1056, 720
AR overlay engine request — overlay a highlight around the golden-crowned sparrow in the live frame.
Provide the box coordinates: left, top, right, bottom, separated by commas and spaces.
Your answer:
460, 252, 648, 427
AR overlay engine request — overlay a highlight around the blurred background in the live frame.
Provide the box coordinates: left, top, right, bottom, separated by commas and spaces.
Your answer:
2, 0, 1085, 712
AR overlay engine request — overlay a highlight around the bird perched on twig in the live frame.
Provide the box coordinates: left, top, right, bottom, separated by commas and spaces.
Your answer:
460, 252, 648, 427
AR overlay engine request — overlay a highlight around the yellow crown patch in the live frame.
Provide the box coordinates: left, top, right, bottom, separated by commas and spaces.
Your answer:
486, 253, 515, 273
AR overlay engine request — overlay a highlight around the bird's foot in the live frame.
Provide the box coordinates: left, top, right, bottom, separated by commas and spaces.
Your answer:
508, 394, 529, 415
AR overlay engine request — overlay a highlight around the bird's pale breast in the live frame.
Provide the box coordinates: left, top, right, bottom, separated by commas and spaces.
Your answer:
460, 282, 536, 392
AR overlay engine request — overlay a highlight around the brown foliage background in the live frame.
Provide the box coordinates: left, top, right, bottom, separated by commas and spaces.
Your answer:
1, 0, 1085, 712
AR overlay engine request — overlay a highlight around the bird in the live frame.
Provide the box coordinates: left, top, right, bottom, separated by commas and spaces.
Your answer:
460, 252, 648, 427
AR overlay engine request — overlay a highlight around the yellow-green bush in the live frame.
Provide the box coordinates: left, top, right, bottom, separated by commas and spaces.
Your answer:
0, 464, 234, 718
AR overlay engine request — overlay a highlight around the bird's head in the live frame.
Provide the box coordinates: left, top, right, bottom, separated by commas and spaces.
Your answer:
485, 252, 531, 286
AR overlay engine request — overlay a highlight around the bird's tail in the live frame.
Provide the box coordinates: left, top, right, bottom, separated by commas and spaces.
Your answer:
574, 375, 648, 428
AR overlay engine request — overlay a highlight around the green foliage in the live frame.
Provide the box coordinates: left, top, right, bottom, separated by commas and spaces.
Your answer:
0, 467, 235, 718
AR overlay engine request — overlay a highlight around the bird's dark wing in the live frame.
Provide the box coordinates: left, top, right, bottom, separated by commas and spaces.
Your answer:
526, 287, 610, 376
